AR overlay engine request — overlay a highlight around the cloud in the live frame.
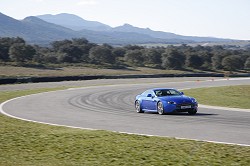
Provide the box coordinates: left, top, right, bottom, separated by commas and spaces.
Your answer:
77, 0, 98, 6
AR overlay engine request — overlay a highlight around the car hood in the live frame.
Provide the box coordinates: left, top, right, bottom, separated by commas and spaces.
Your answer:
158, 95, 193, 104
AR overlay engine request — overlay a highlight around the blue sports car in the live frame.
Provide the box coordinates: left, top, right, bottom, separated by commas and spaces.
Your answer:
135, 88, 198, 115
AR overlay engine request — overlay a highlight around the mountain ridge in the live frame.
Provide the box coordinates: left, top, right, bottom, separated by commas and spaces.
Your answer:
0, 12, 236, 45
112, 23, 230, 42
36, 13, 112, 31
36, 13, 232, 42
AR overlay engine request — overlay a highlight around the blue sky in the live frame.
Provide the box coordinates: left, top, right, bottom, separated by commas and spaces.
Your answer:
1, 0, 249, 40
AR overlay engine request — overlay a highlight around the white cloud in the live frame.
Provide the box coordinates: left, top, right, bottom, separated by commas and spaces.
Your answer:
77, 0, 98, 6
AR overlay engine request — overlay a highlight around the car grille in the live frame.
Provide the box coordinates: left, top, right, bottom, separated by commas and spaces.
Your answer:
176, 102, 195, 109
177, 103, 193, 106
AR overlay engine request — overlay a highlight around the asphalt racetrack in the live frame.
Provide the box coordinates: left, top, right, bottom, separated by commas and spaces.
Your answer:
1, 78, 250, 146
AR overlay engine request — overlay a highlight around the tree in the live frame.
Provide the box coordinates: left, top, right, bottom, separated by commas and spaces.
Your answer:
0, 37, 26, 61
9, 43, 36, 62
144, 49, 162, 65
211, 53, 223, 70
43, 53, 58, 63
112, 47, 126, 57
102, 43, 113, 49
124, 50, 144, 66
13, 37, 26, 44
78, 45, 91, 62
51, 40, 72, 52
198, 51, 212, 70
0, 43, 9, 61
124, 45, 144, 50
89, 45, 115, 64
244, 57, 250, 70
71, 38, 95, 62
57, 52, 73, 63
50, 38, 95, 63
222, 55, 243, 71
161, 48, 185, 69
185, 54, 203, 69
58, 45, 83, 63
72, 38, 89, 45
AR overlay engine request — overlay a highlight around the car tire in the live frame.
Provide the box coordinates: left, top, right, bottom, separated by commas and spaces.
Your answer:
157, 102, 165, 115
188, 109, 197, 115
135, 100, 144, 113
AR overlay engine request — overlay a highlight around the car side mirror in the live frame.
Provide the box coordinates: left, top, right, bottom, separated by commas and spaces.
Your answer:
180, 92, 184, 95
147, 94, 155, 98
147, 94, 152, 97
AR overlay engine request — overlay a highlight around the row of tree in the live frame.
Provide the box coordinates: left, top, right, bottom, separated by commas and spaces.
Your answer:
0, 37, 250, 71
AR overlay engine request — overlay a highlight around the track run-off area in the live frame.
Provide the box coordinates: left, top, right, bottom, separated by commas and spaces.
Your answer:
1, 77, 250, 146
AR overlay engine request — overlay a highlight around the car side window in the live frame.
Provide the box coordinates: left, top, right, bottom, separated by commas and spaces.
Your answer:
169, 89, 181, 95
155, 90, 162, 96
155, 90, 169, 96
141, 90, 150, 97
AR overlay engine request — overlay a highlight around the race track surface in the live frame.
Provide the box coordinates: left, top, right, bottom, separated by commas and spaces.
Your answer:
1, 78, 250, 145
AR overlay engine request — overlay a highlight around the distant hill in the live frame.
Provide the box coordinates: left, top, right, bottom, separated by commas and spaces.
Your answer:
0, 12, 236, 45
0, 12, 191, 45
36, 13, 112, 31
113, 23, 230, 42
37, 13, 231, 43
0, 12, 25, 37
36, 13, 232, 42
0, 13, 81, 44
78, 29, 187, 44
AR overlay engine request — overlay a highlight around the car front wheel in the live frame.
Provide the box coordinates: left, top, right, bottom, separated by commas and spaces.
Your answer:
157, 102, 165, 115
188, 109, 197, 115
135, 100, 143, 113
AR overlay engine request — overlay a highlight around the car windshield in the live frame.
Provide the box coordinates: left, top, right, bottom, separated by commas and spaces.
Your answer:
154, 89, 181, 97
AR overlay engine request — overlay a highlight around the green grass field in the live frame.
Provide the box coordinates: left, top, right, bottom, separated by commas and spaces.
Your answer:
0, 86, 250, 165
183, 85, 250, 109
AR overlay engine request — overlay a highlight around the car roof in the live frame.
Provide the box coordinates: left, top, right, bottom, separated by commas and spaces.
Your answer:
151, 88, 176, 91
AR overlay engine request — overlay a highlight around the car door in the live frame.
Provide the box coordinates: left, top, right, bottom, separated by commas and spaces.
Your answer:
144, 91, 157, 111
140, 90, 149, 110
140, 90, 149, 109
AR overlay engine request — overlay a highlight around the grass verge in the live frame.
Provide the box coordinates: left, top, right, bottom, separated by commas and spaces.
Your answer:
183, 85, 250, 109
0, 65, 188, 78
0, 87, 250, 165
0, 87, 70, 103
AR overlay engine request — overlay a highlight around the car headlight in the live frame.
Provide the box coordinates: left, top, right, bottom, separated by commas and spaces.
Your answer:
168, 101, 176, 104
191, 98, 197, 103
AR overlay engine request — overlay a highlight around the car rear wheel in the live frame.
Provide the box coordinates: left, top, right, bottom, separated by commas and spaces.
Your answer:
135, 100, 143, 113
188, 109, 197, 115
157, 102, 165, 115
